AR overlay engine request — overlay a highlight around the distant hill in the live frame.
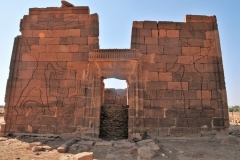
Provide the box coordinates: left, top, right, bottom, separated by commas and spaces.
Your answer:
0, 105, 4, 108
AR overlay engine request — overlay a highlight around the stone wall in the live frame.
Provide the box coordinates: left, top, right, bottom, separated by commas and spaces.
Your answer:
2, 2, 229, 138
130, 15, 229, 137
100, 105, 128, 140
3, 6, 99, 135
104, 88, 127, 106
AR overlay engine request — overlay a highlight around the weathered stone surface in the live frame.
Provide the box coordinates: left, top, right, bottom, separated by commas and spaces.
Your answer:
138, 146, 155, 159
71, 152, 93, 160
4, 1, 228, 139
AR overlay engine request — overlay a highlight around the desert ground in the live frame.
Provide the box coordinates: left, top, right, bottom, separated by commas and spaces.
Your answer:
0, 108, 240, 160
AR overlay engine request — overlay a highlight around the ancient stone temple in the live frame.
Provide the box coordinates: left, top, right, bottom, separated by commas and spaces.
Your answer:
1, 1, 229, 138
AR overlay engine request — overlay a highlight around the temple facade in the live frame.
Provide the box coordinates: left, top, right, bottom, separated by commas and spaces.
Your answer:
1, 1, 229, 138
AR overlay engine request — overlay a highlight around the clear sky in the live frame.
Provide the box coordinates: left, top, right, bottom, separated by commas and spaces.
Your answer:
0, 0, 239, 106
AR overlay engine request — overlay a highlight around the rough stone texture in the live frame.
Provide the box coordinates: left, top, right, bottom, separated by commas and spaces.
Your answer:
71, 152, 93, 160
100, 105, 128, 140
3, 2, 228, 138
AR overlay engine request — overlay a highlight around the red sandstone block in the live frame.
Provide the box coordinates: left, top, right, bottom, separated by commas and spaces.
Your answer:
206, 31, 215, 39
185, 15, 203, 22
187, 39, 204, 47
17, 70, 33, 79
144, 109, 155, 117
176, 118, 188, 127
134, 44, 147, 54
143, 21, 157, 29
64, 14, 79, 21
178, 56, 193, 64
202, 100, 211, 108
68, 29, 81, 37
133, 21, 143, 28
193, 55, 208, 63
141, 54, 155, 63
186, 109, 202, 118
79, 14, 90, 21
147, 44, 163, 54
148, 72, 158, 81
139, 29, 152, 37
152, 29, 158, 37
37, 14, 54, 22
53, 30, 68, 37
159, 29, 167, 37
21, 30, 33, 37
33, 30, 53, 38
159, 73, 172, 81
67, 45, 79, 52
159, 118, 175, 127
21, 53, 38, 61
143, 63, 166, 72
167, 30, 179, 38
23, 15, 38, 23
184, 90, 197, 100
202, 108, 215, 117
58, 53, 72, 61
46, 45, 79, 53
65, 21, 85, 29
79, 45, 91, 52
182, 47, 200, 56
39, 53, 58, 61
180, 30, 206, 39
72, 7, 90, 14
155, 55, 178, 63
46, 45, 65, 52
163, 46, 181, 55
203, 63, 216, 72
39, 38, 59, 45
168, 82, 188, 90
197, 90, 211, 99
158, 22, 179, 30
200, 47, 216, 56
146, 81, 167, 90
189, 100, 202, 109
88, 37, 99, 45
29, 8, 40, 15
31, 45, 46, 53
159, 37, 181, 46
131, 36, 145, 44
144, 90, 157, 99
73, 37, 88, 45
59, 37, 74, 44
144, 118, 159, 127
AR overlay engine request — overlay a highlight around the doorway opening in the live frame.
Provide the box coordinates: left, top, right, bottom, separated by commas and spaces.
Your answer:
99, 78, 129, 140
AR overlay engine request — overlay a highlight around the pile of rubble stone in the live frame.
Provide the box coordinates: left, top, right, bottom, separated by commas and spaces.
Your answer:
24, 133, 163, 160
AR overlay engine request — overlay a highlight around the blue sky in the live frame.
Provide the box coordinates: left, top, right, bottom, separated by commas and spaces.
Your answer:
0, 0, 239, 106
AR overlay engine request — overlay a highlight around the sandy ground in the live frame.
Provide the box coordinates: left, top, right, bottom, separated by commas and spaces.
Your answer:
0, 109, 240, 160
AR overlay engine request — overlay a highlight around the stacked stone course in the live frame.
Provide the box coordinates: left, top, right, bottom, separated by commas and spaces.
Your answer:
4, 5, 99, 135
2, 2, 228, 138
131, 15, 228, 137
